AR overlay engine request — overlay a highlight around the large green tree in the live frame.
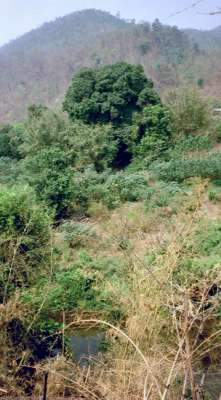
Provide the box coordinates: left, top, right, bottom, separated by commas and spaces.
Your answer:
63, 62, 171, 167
63, 62, 160, 124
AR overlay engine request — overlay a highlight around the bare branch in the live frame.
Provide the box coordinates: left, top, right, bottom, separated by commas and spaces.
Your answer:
169, 0, 205, 18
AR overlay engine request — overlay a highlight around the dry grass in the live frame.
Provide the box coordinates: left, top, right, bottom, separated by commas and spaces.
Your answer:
2, 180, 221, 399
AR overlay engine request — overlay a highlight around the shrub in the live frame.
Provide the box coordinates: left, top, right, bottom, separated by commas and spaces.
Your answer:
72, 169, 150, 212
152, 154, 221, 182
166, 135, 213, 159
208, 188, 221, 202
174, 220, 221, 283
167, 88, 211, 137
61, 222, 96, 248
104, 172, 150, 204
0, 185, 51, 300
23, 147, 74, 218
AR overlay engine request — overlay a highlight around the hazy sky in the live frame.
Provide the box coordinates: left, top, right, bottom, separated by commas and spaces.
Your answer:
1, 0, 221, 47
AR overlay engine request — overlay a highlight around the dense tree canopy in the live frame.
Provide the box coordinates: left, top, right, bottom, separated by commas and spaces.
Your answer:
63, 62, 160, 124
63, 62, 171, 168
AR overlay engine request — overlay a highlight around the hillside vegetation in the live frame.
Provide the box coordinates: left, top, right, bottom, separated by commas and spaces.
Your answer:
1, 9, 220, 123
1, 58, 221, 399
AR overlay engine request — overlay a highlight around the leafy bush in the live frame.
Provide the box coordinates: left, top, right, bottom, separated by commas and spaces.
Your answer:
152, 154, 221, 182
72, 169, 150, 212
0, 158, 20, 185
167, 88, 211, 137
21, 258, 123, 321
104, 172, 150, 205
166, 134, 213, 159
0, 124, 24, 160
133, 104, 171, 165
64, 122, 117, 171
62, 222, 96, 248
208, 188, 221, 202
23, 147, 74, 218
0, 186, 51, 300
144, 181, 182, 210
187, 221, 221, 256
21, 106, 65, 156
174, 220, 221, 283
21, 268, 97, 312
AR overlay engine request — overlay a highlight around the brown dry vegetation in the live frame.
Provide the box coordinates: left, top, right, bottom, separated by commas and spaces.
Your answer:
1, 179, 220, 399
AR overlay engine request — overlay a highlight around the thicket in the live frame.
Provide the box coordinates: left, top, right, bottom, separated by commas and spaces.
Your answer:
1, 62, 221, 398
153, 154, 221, 182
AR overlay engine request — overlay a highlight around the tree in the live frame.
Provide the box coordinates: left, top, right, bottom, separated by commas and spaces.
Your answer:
63, 62, 160, 124
63, 62, 170, 168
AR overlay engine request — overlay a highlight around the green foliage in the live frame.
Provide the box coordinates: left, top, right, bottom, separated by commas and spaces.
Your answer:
21, 268, 97, 312
134, 104, 171, 165
63, 62, 159, 124
175, 220, 221, 283
64, 62, 170, 168
144, 181, 182, 210
152, 154, 221, 182
188, 221, 221, 256
62, 222, 96, 248
23, 147, 74, 217
63, 122, 117, 171
21, 106, 66, 156
71, 169, 150, 211
0, 158, 20, 185
104, 172, 150, 206
21, 255, 123, 320
0, 185, 51, 300
166, 134, 213, 159
167, 89, 211, 137
0, 124, 24, 159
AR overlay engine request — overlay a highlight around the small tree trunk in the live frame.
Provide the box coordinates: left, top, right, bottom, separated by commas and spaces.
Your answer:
184, 292, 197, 400
42, 371, 49, 400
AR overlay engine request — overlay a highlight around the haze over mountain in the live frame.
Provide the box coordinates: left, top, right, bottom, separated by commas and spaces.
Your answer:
0, 9, 220, 123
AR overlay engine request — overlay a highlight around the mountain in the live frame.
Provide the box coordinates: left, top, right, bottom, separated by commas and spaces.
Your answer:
185, 26, 221, 50
0, 9, 218, 123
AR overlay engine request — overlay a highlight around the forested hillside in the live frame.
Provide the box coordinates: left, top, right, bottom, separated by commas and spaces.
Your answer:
0, 9, 210, 123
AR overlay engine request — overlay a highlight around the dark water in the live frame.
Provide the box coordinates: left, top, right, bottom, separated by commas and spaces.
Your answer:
195, 372, 221, 399
70, 329, 105, 366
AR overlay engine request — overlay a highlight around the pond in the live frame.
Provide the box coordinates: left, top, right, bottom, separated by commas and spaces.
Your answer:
70, 328, 106, 366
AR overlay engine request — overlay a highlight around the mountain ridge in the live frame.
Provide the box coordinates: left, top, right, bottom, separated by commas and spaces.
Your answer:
0, 9, 220, 123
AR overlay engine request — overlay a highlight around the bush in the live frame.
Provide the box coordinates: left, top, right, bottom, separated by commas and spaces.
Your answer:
0, 186, 51, 300
144, 182, 182, 210
167, 88, 211, 137
23, 147, 74, 218
21, 268, 97, 313
104, 172, 150, 205
152, 154, 221, 182
61, 222, 96, 247
174, 220, 221, 283
166, 135, 213, 159
72, 169, 150, 212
